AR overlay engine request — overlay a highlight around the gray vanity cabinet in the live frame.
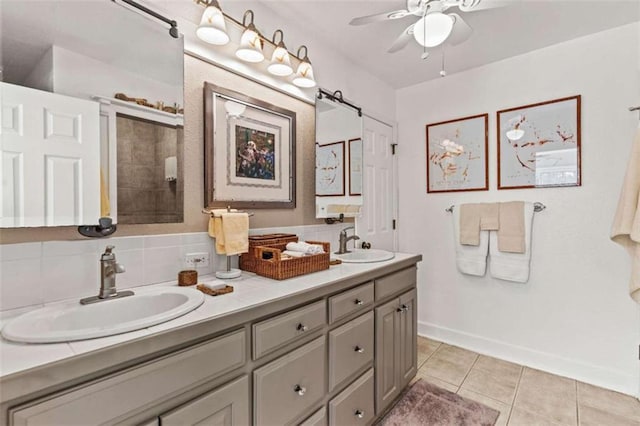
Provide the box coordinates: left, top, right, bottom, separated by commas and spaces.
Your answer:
374, 289, 417, 415
159, 375, 249, 426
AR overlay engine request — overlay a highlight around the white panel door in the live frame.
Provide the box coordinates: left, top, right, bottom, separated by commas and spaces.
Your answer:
358, 116, 397, 251
1, 82, 100, 227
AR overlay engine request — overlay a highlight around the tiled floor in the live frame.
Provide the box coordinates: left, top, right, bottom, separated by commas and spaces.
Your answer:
413, 336, 640, 426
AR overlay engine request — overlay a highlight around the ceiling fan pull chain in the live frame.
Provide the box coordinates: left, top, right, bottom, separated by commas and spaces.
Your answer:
440, 48, 447, 77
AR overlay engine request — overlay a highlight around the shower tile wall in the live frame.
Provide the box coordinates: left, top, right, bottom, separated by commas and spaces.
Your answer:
117, 115, 184, 224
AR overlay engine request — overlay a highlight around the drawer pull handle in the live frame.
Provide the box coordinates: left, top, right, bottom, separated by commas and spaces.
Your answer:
296, 323, 308, 332
397, 304, 409, 313
354, 298, 364, 305
355, 410, 365, 419
294, 384, 306, 396
354, 346, 364, 354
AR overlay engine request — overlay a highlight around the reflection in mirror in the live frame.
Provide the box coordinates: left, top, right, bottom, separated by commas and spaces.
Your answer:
0, 0, 184, 228
315, 96, 363, 219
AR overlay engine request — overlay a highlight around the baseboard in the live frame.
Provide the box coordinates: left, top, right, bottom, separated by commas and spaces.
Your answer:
418, 321, 638, 398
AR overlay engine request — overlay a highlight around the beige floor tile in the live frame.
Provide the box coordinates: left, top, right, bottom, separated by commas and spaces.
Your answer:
509, 408, 570, 426
434, 343, 479, 365
417, 336, 441, 367
461, 368, 519, 404
577, 382, 640, 422
415, 367, 459, 393
474, 355, 523, 384
458, 388, 512, 426
579, 405, 640, 426
514, 368, 578, 425
420, 355, 475, 386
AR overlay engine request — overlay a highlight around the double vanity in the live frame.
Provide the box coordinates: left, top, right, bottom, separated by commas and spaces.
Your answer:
0, 253, 421, 426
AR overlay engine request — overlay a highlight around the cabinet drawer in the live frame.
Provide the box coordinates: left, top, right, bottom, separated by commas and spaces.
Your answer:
11, 330, 246, 426
298, 407, 326, 426
160, 375, 249, 426
254, 336, 327, 426
328, 282, 374, 324
328, 369, 374, 426
328, 311, 373, 391
253, 300, 326, 359
375, 267, 416, 301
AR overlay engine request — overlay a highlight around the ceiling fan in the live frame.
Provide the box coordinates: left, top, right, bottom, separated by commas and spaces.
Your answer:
349, 0, 511, 54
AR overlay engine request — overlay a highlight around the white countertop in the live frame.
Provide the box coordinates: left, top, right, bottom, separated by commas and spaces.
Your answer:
0, 253, 419, 379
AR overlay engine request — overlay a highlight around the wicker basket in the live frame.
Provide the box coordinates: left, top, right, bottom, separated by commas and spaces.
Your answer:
239, 233, 299, 272
254, 241, 330, 280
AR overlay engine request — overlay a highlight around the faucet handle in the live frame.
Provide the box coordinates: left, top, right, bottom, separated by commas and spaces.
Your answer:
115, 263, 126, 274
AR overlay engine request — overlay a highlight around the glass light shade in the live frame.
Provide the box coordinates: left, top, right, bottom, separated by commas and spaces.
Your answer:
236, 28, 264, 63
506, 129, 525, 141
413, 12, 454, 47
293, 61, 316, 88
196, 5, 229, 45
267, 46, 293, 76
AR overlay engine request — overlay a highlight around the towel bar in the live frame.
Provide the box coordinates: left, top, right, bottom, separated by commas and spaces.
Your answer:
445, 202, 546, 213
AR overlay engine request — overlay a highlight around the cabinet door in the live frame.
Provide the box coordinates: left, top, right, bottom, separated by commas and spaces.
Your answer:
398, 289, 417, 387
160, 376, 249, 426
375, 298, 400, 414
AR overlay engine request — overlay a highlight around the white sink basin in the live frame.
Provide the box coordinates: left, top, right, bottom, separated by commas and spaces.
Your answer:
1, 287, 204, 343
335, 249, 395, 263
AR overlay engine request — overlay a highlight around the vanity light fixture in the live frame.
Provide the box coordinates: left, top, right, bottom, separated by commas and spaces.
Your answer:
196, 0, 230, 45
413, 12, 454, 48
236, 10, 264, 63
293, 45, 316, 88
267, 29, 293, 77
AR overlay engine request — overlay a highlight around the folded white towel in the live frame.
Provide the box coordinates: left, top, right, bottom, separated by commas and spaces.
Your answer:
453, 206, 488, 276
285, 241, 325, 255
489, 202, 534, 283
282, 250, 307, 258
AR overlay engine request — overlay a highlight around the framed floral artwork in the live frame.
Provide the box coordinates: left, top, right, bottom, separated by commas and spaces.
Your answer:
204, 82, 296, 209
426, 113, 489, 193
497, 95, 581, 189
315, 141, 345, 196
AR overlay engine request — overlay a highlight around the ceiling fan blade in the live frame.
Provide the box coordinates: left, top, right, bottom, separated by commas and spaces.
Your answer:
447, 13, 473, 46
388, 24, 415, 53
349, 9, 411, 26
458, 0, 515, 12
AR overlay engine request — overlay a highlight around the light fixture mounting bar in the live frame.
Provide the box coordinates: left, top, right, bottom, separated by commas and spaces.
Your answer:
317, 89, 362, 117
113, 0, 179, 38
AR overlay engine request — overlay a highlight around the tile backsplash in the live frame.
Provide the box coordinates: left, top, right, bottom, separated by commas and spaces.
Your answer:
0, 224, 346, 312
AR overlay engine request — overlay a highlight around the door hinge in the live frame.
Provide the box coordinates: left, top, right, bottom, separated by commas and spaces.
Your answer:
392, 219, 397, 230
391, 143, 398, 155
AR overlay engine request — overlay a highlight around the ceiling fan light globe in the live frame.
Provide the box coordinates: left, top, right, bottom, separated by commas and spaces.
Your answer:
413, 12, 454, 48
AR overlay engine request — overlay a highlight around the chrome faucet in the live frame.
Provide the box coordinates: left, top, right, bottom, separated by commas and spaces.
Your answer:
336, 226, 360, 254
80, 245, 133, 304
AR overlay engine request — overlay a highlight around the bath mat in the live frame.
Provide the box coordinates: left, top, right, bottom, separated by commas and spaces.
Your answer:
378, 379, 500, 426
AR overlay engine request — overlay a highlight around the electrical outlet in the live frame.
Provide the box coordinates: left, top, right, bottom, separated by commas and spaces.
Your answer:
185, 252, 209, 268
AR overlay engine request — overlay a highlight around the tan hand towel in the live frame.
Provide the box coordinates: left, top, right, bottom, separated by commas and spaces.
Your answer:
459, 203, 500, 246
611, 127, 640, 303
207, 209, 237, 255
221, 212, 249, 256
498, 201, 525, 254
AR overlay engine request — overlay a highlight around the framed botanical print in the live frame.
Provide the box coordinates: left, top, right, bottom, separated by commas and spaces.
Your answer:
315, 141, 345, 196
497, 95, 581, 189
426, 113, 489, 193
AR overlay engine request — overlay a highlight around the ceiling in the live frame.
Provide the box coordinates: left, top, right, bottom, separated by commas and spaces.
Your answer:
257, 0, 640, 89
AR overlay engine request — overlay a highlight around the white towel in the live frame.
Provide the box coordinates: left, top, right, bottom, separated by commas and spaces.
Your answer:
489, 202, 534, 283
282, 250, 307, 258
453, 206, 489, 276
285, 241, 325, 255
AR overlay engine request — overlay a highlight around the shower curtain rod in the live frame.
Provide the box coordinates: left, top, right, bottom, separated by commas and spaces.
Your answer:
445, 202, 546, 213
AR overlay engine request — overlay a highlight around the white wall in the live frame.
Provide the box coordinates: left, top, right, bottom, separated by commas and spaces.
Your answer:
51, 46, 182, 105
396, 23, 640, 396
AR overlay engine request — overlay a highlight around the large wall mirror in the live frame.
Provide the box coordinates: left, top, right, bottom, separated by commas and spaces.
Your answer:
0, 0, 184, 228
315, 92, 363, 219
